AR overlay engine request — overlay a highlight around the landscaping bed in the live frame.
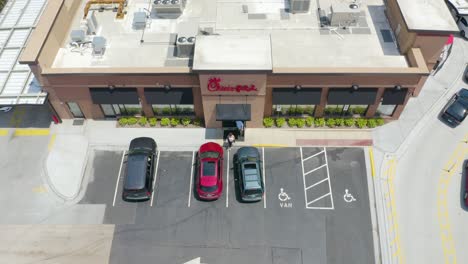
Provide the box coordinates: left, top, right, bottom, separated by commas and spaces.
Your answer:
263, 117, 385, 129
117, 116, 204, 128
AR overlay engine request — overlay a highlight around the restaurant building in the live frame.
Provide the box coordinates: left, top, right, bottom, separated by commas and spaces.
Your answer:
18, 0, 459, 128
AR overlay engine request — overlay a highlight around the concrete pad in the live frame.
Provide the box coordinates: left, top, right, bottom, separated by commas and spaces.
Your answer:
0, 225, 114, 264
46, 134, 88, 199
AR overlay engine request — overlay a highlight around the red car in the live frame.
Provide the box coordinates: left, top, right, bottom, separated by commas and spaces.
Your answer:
196, 142, 224, 200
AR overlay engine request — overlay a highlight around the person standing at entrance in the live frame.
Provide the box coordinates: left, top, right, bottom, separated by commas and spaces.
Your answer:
226, 132, 235, 149
236, 120, 244, 136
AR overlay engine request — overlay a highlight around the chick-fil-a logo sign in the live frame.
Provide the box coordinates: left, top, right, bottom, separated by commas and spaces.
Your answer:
207, 77, 257, 92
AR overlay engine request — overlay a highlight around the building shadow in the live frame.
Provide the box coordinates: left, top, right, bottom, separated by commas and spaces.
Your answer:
204, 128, 223, 140
460, 160, 467, 210
0, 105, 52, 128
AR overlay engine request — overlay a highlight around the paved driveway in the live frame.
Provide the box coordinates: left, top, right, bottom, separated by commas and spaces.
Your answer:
78, 146, 374, 264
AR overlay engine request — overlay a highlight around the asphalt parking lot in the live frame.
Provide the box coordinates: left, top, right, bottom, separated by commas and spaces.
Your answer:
80, 146, 374, 264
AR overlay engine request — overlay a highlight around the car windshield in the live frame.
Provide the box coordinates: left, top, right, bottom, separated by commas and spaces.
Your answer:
202, 161, 216, 176
459, 89, 468, 99
124, 154, 148, 190
446, 101, 467, 121
200, 151, 220, 159
245, 189, 262, 195
200, 185, 218, 193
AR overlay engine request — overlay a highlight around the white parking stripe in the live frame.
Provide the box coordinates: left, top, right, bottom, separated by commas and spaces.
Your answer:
305, 178, 328, 190
324, 148, 335, 209
150, 150, 160, 207
113, 150, 126, 207
306, 193, 331, 206
188, 151, 195, 207
262, 147, 266, 209
226, 149, 230, 208
300, 147, 308, 209
304, 163, 327, 176
302, 149, 325, 162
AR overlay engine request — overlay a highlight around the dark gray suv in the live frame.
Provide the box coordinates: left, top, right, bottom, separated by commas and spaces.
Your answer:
122, 137, 157, 202
235, 147, 264, 202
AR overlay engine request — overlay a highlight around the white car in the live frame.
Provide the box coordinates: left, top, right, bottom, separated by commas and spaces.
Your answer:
457, 15, 468, 39
0, 106, 12, 112
446, 0, 468, 39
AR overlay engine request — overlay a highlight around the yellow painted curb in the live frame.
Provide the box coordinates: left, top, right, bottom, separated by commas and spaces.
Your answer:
0, 129, 8, 136
369, 148, 375, 178
252, 144, 288, 148
14, 129, 50, 136
48, 134, 56, 151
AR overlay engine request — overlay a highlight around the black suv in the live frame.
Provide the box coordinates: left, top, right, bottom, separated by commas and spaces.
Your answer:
122, 137, 157, 202
440, 88, 468, 127
235, 147, 264, 202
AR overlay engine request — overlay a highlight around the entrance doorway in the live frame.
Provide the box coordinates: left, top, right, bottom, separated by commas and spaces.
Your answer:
222, 120, 246, 142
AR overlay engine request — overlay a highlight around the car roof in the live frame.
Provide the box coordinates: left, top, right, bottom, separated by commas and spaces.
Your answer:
124, 154, 148, 190
242, 163, 261, 189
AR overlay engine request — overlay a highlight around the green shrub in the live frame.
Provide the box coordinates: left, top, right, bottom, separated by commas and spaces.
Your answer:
287, 107, 296, 116
263, 117, 274, 128
351, 106, 367, 115
326, 118, 336, 127
296, 118, 305, 128
160, 117, 170, 126
324, 107, 336, 115
127, 117, 138, 125
170, 118, 180, 127
314, 118, 325, 127
335, 118, 344, 127
305, 116, 314, 127
182, 107, 194, 115
375, 118, 385, 126
118, 117, 128, 126
356, 118, 368, 128
181, 117, 191, 126
295, 106, 304, 115
162, 107, 171, 115
344, 118, 355, 127
304, 106, 314, 116
149, 117, 157, 127
193, 118, 203, 127
138, 117, 147, 126
367, 119, 377, 128
287, 118, 297, 127
276, 117, 286, 127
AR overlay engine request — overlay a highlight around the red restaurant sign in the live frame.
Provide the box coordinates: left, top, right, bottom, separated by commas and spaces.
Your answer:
207, 77, 257, 92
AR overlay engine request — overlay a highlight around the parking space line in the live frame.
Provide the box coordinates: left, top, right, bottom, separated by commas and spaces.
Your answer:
300, 147, 308, 209
304, 163, 327, 176
150, 150, 160, 207
303, 150, 324, 162
306, 193, 331, 206
113, 150, 126, 207
226, 149, 230, 208
305, 178, 328, 190
188, 151, 195, 207
323, 148, 335, 209
262, 147, 266, 209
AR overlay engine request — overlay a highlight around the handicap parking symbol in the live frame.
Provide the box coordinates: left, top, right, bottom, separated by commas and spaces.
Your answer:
278, 188, 292, 208
343, 189, 356, 203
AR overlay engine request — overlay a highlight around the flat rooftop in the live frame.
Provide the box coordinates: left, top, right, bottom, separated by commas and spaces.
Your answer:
52, 0, 409, 70
397, 0, 459, 32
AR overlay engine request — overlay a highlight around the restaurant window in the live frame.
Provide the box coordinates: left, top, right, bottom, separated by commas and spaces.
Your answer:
100, 104, 142, 117
152, 104, 194, 116
272, 105, 315, 116
324, 105, 368, 117
376, 103, 397, 117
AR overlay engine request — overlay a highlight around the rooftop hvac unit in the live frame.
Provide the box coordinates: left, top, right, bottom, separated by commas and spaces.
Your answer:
92, 36, 107, 56
133, 11, 147, 29
153, 0, 186, 16
289, 0, 310, 13
70, 29, 86, 43
176, 36, 195, 58
329, 1, 360, 27
82, 10, 99, 35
